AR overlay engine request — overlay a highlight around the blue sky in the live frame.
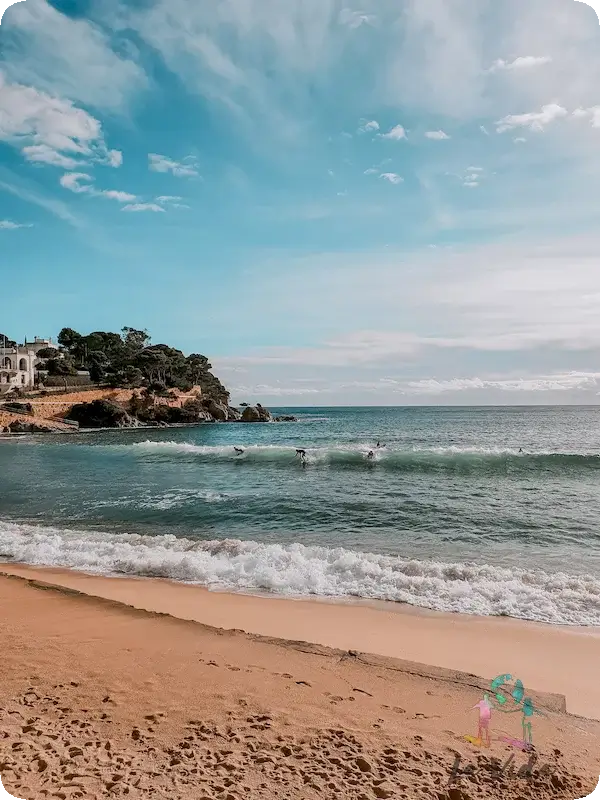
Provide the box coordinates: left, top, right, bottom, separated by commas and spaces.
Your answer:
2, 0, 600, 405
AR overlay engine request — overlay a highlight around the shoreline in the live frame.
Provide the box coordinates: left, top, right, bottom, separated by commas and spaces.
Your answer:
2, 561, 600, 720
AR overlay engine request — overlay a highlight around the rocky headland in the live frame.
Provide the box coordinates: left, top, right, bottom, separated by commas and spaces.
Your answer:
0, 326, 298, 434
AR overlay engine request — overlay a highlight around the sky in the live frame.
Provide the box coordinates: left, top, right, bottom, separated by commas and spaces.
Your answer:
1, 0, 600, 406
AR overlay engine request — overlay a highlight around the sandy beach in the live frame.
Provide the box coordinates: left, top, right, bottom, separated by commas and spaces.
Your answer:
0, 566, 599, 800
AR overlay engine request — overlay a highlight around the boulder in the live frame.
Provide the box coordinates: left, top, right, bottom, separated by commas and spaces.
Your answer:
8, 420, 56, 434
203, 398, 229, 422
227, 406, 241, 422
241, 405, 273, 423
241, 406, 260, 422
68, 399, 140, 429
274, 415, 298, 422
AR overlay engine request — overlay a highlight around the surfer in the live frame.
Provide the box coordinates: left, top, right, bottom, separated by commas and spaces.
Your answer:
518, 448, 524, 454
234, 447, 244, 455
367, 450, 375, 460
295, 449, 307, 467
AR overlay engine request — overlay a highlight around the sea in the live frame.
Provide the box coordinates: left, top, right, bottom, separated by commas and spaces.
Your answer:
1, 406, 600, 627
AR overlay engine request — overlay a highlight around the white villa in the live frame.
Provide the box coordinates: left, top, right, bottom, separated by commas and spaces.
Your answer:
0, 337, 59, 395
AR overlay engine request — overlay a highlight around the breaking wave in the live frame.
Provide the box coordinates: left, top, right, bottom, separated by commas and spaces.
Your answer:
1, 520, 600, 626
105, 441, 600, 474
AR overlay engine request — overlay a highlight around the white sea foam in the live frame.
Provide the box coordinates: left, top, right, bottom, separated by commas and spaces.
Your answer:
1, 520, 599, 626
89, 489, 227, 511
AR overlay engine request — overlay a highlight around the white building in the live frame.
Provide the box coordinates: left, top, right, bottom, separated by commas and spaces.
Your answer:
0, 336, 59, 395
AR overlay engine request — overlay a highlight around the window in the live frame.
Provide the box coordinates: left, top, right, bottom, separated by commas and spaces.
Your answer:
19, 358, 28, 371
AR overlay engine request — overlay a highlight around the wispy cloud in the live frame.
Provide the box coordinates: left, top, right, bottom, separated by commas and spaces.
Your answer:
380, 124, 406, 141
107, 150, 123, 168
380, 172, 403, 184
0, 72, 121, 171
60, 173, 94, 194
122, 203, 165, 213
357, 120, 379, 134
101, 190, 137, 203
405, 372, 600, 395
0, 175, 81, 227
0, 220, 32, 230
1, 0, 147, 112
496, 103, 568, 133
148, 153, 199, 178
338, 9, 377, 29
489, 55, 552, 73
425, 130, 450, 140
572, 106, 600, 128
60, 172, 136, 203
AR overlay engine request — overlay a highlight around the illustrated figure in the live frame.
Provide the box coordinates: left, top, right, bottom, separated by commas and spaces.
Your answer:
464, 674, 541, 751
472, 695, 492, 747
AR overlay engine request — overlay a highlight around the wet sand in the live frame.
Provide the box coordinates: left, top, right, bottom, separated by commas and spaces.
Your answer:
2, 563, 600, 719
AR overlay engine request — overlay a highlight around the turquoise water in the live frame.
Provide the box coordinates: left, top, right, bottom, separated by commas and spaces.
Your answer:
2, 406, 600, 625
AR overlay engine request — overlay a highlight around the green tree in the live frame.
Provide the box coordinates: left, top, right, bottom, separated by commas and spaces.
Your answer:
57, 328, 82, 352
36, 347, 59, 360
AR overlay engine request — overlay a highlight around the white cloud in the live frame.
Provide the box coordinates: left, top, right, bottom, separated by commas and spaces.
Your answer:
338, 9, 377, 29
122, 203, 165, 213
513, 137, 527, 144
231, 383, 323, 397
107, 150, 123, 168
60, 172, 94, 194
0, 72, 120, 170
148, 153, 199, 177
405, 372, 600, 395
496, 103, 568, 133
1, 0, 146, 112
21, 144, 80, 169
156, 195, 189, 209
358, 120, 380, 134
380, 172, 403, 184
100, 190, 137, 203
489, 55, 552, 73
425, 130, 450, 140
60, 173, 136, 203
380, 124, 406, 141
0, 219, 31, 230
364, 168, 379, 175
572, 106, 600, 128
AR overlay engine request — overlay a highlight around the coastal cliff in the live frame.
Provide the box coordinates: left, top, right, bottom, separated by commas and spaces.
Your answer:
1, 326, 298, 432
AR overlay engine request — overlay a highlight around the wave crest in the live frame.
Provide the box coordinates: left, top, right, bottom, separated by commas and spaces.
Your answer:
1, 520, 599, 625
109, 441, 600, 474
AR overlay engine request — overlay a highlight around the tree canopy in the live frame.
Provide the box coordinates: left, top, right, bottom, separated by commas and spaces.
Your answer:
55, 326, 229, 401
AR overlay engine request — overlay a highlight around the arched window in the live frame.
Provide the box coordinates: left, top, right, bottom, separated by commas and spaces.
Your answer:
2, 357, 12, 369
19, 358, 28, 372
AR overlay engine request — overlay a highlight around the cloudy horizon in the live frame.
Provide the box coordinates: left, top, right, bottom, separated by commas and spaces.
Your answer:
1, 0, 600, 406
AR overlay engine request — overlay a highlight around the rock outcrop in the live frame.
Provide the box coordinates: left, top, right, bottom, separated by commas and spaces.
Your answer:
240, 405, 273, 423
203, 398, 230, 422
68, 399, 141, 429
8, 420, 66, 434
